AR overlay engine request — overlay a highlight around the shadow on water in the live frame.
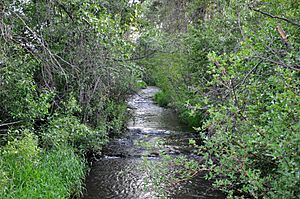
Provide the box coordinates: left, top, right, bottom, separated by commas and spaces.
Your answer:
83, 86, 225, 199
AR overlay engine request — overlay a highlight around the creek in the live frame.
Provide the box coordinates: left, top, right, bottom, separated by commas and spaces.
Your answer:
83, 86, 224, 199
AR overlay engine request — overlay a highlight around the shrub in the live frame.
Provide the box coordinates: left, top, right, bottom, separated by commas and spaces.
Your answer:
104, 101, 129, 136
0, 52, 53, 122
42, 115, 108, 153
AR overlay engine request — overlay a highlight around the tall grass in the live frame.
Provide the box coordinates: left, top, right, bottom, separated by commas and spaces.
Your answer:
154, 91, 170, 107
0, 132, 86, 198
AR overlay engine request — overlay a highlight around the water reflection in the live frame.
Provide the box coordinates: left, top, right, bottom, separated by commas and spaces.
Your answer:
83, 87, 224, 199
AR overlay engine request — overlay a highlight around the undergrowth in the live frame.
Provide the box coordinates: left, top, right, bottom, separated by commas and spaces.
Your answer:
0, 132, 86, 198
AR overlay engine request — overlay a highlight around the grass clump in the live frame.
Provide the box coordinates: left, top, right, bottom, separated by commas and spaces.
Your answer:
136, 79, 148, 89
0, 131, 86, 199
154, 91, 170, 107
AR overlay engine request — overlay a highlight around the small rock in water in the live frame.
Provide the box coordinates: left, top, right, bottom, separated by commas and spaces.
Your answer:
148, 150, 160, 157
169, 149, 181, 155
103, 155, 121, 159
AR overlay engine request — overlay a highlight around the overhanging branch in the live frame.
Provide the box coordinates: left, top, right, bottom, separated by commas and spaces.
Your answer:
250, 7, 300, 28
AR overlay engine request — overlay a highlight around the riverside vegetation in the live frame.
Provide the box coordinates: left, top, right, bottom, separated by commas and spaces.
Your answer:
1, 0, 299, 199
0, 0, 141, 198
138, 0, 299, 198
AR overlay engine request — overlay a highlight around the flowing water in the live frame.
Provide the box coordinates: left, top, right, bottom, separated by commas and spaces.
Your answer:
83, 87, 225, 199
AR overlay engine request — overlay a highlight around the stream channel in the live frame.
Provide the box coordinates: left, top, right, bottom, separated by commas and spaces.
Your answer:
83, 86, 225, 199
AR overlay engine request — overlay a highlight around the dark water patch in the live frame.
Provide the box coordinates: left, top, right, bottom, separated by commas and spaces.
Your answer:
83, 158, 158, 199
168, 172, 225, 199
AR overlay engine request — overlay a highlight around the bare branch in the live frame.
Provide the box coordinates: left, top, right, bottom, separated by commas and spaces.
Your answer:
234, 60, 262, 89
0, 120, 23, 127
12, 12, 78, 73
276, 25, 291, 47
250, 7, 300, 28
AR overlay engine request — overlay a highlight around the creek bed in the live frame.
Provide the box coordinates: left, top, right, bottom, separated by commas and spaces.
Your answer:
83, 87, 224, 199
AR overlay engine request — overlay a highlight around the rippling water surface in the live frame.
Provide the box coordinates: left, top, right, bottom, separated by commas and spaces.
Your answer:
83, 87, 225, 199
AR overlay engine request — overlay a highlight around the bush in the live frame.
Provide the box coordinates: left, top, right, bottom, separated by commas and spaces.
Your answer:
104, 101, 129, 136
42, 115, 108, 153
199, 16, 300, 197
179, 109, 203, 128
40, 96, 108, 153
0, 51, 53, 122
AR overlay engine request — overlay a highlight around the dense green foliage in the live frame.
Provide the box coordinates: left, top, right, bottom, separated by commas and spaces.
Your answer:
1, 0, 299, 198
0, 0, 141, 197
138, 0, 300, 198
0, 132, 86, 198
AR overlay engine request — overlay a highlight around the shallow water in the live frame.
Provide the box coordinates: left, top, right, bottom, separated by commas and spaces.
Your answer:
83, 87, 224, 199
